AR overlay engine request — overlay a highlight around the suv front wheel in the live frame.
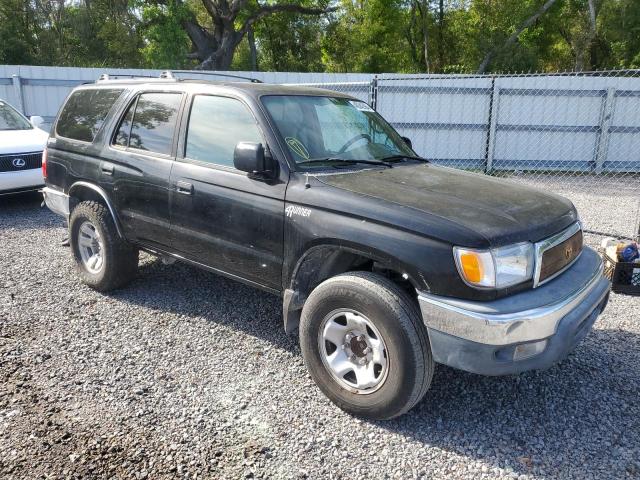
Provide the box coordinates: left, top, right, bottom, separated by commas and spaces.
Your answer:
299, 272, 434, 420
69, 201, 138, 292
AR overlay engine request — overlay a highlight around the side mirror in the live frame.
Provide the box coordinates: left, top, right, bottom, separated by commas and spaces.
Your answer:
401, 136, 412, 149
234, 142, 274, 177
30, 115, 45, 128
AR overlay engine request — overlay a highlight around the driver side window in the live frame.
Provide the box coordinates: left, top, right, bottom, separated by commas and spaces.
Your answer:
185, 95, 263, 168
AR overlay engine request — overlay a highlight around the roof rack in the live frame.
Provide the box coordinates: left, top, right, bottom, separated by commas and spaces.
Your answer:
97, 73, 161, 81
160, 70, 263, 83
96, 70, 263, 84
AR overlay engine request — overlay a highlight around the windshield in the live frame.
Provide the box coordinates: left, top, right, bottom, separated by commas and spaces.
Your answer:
0, 101, 32, 131
262, 95, 415, 167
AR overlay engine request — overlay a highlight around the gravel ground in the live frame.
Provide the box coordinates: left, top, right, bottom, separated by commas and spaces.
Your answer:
1, 191, 639, 480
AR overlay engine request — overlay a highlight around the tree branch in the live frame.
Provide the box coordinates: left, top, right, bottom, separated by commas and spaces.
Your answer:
477, 0, 559, 73
238, 3, 337, 37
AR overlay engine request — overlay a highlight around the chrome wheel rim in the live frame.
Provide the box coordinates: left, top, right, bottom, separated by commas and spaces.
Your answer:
318, 309, 389, 394
77, 220, 104, 274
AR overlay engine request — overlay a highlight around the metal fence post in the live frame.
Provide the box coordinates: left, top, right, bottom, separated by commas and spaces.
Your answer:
484, 76, 500, 174
369, 75, 378, 111
594, 87, 616, 174
11, 74, 25, 114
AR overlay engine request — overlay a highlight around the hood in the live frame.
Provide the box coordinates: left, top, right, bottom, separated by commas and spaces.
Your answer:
0, 128, 49, 155
315, 163, 578, 246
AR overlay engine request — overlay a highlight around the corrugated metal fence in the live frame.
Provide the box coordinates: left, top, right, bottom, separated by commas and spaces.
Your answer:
1, 65, 639, 239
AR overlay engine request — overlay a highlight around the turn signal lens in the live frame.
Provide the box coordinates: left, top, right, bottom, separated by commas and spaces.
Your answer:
460, 253, 483, 283
453, 247, 495, 288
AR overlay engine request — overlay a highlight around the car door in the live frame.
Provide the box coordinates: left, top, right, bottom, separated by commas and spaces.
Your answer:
101, 91, 184, 247
169, 93, 286, 291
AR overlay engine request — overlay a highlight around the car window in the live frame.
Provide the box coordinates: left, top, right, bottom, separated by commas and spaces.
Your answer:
113, 99, 135, 147
185, 95, 263, 168
120, 93, 182, 155
0, 101, 32, 131
113, 93, 182, 154
56, 89, 123, 142
262, 95, 413, 165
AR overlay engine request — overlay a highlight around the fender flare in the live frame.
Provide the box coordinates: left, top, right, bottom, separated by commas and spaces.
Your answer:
282, 242, 428, 334
68, 181, 125, 239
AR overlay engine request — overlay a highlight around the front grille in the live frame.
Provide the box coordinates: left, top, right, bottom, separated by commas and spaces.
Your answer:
538, 229, 583, 283
0, 152, 43, 173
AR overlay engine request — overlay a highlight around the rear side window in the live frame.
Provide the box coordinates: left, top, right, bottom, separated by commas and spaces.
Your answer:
56, 89, 123, 142
113, 92, 182, 155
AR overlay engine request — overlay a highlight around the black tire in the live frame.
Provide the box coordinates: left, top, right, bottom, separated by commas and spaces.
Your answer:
69, 200, 138, 292
299, 272, 434, 420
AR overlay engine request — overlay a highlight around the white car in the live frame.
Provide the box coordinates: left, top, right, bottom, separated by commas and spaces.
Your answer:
0, 99, 49, 194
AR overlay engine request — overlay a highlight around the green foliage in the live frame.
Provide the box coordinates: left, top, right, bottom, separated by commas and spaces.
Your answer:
139, 0, 194, 69
1, 0, 640, 73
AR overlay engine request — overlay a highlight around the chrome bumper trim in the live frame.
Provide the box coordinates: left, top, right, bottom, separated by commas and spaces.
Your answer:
42, 186, 70, 217
418, 247, 609, 346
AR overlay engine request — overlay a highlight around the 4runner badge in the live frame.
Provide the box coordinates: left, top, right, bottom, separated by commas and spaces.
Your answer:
285, 206, 311, 218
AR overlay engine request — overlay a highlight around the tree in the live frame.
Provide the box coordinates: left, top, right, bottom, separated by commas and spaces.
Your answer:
322, 0, 412, 73
178, 0, 336, 70
407, 0, 431, 72
254, 5, 326, 71
477, 0, 560, 73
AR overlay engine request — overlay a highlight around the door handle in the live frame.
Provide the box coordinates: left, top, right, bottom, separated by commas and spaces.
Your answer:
176, 180, 193, 195
101, 162, 114, 175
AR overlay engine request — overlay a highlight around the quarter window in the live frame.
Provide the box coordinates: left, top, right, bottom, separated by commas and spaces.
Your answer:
185, 95, 263, 168
57, 89, 123, 142
113, 92, 182, 155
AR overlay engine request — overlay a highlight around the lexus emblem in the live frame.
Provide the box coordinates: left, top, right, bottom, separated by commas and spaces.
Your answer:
12, 158, 26, 168
565, 247, 573, 259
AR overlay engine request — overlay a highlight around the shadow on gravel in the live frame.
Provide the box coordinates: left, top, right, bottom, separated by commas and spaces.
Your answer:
113, 258, 298, 354
377, 325, 640, 478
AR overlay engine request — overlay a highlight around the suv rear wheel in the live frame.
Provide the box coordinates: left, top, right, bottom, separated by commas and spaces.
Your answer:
299, 272, 434, 420
69, 201, 138, 292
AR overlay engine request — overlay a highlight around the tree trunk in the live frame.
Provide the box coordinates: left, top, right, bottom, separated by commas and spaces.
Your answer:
248, 25, 258, 71
414, 1, 430, 73
570, 0, 598, 71
438, 0, 444, 70
182, 1, 335, 71
422, 4, 429, 73
477, 0, 559, 73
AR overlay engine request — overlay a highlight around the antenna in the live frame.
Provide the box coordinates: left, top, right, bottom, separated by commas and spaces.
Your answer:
164, 70, 263, 83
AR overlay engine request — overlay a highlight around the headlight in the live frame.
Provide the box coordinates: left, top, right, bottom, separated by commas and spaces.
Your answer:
453, 242, 534, 289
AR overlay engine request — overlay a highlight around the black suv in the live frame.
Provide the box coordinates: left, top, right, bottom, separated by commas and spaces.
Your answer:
43, 73, 610, 419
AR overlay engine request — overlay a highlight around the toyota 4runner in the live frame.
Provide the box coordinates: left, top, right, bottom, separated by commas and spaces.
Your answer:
43, 73, 611, 419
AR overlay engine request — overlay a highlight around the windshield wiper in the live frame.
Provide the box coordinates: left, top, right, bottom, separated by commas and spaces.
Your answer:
380, 154, 429, 163
298, 157, 393, 168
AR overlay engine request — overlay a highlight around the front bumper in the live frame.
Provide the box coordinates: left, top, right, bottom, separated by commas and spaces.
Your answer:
0, 169, 44, 193
418, 247, 610, 375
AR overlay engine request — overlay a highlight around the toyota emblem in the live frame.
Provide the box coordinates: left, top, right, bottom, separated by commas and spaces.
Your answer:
12, 158, 26, 168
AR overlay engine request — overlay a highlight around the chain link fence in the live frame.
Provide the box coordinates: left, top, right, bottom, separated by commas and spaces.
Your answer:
294, 71, 640, 242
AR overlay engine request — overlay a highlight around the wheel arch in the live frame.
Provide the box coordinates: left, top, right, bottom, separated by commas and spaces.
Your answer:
68, 181, 125, 239
283, 242, 426, 334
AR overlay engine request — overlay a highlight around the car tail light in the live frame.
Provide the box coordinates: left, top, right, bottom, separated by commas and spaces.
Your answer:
42, 147, 48, 179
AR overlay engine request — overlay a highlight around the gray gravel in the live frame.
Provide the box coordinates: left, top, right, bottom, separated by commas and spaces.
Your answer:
1, 192, 639, 480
